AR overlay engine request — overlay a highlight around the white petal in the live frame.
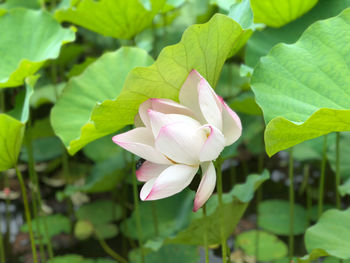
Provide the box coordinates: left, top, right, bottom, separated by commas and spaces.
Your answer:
155, 122, 207, 165
198, 78, 223, 130
198, 125, 225, 162
112, 127, 171, 164
148, 110, 201, 137
140, 164, 199, 201
219, 98, 242, 146
179, 70, 207, 123
136, 161, 169, 182
193, 162, 216, 212
138, 98, 195, 128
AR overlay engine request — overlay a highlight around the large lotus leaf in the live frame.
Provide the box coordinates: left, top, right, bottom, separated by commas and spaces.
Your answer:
246, 0, 350, 67
0, 76, 37, 171
251, 8, 350, 156
0, 9, 75, 88
258, 199, 308, 235
300, 209, 350, 262
0, 114, 24, 171
91, 14, 252, 136
236, 230, 287, 261
51, 47, 154, 154
55, 0, 165, 39
250, 0, 318, 28
166, 171, 269, 245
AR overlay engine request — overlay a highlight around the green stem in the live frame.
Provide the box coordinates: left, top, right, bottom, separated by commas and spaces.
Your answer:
203, 200, 209, 263
215, 159, 227, 263
97, 238, 128, 263
15, 166, 38, 263
303, 165, 311, 226
318, 135, 327, 218
25, 131, 46, 262
288, 148, 294, 261
151, 202, 159, 236
131, 155, 145, 263
335, 132, 341, 209
4, 174, 10, 254
26, 124, 54, 260
0, 192, 5, 263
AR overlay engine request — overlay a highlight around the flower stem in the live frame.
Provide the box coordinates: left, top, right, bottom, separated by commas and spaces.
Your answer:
303, 165, 312, 226
215, 159, 227, 263
97, 238, 128, 263
26, 125, 54, 260
288, 148, 294, 261
151, 202, 159, 236
0, 195, 5, 263
131, 155, 145, 263
15, 166, 38, 263
335, 132, 341, 209
203, 203, 209, 263
318, 135, 327, 218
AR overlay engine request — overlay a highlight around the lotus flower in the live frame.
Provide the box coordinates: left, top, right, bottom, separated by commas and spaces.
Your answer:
113, 70, 242, 211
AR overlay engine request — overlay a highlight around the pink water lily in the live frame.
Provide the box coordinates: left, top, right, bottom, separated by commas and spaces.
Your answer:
113, 70, 242, 211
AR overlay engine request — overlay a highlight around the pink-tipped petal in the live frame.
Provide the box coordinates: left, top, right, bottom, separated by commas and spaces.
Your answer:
179, 70, 207, 123
193, 162, 216, 212
220, 100, 242, 146
155, 122, 207, 165
141, 164, 199, 201
136, 161, 169, 182
198, 79, 223, 130
112, 127, 171, 165
148, 110, 201, 137
198, 125, 225, 162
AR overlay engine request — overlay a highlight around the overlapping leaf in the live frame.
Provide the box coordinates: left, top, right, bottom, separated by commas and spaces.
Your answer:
251, 8, 350, 156
51, 47, 153, 154
0, 9, 75, 88
250, 0, 318, 27
55, 0, 166, 39
300, 209, 350, 262
91, 13, 252, 142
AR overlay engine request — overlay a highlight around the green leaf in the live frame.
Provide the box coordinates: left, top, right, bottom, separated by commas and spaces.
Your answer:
0, 114, 24, 171
20, 136, 63, 162
236, 230, 288, 261
91, 13, 252, 140
302, 209, 350, 262
245, 0, 350, 67
30, 83, 65, 108
21, 214, 71, 244
167, 171, 269, 245
51, 47, 153, 154
228, 0, 255, 30
48, 255, 116, 263
76, 200, 122, 226
121, 190, 194, 242
95, 223, 119, 239
251, 0, 318, 28
0, 9, 75, 88
55, 0, 165, 39
129, 244, 199, 263
0, 76, 37, 171
229, 92, 262, 116
251, 8, 350, 156
258, 199, 308, 235
338, 178, 350, 196
0, 0, 40, 10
